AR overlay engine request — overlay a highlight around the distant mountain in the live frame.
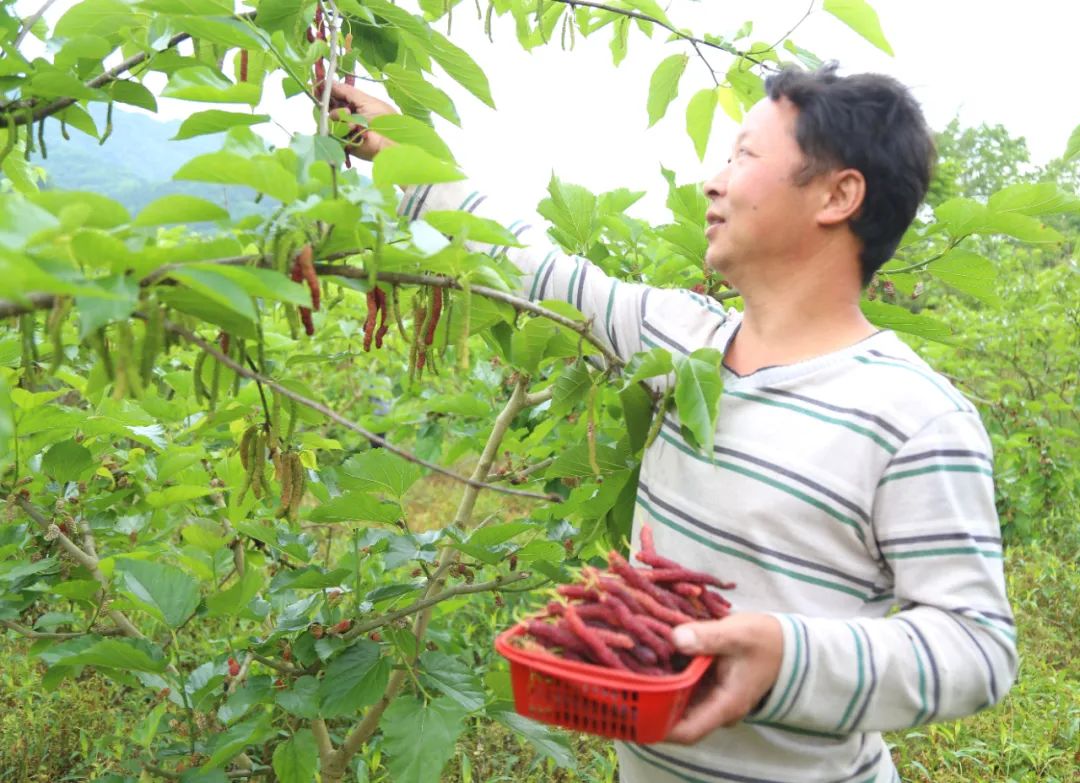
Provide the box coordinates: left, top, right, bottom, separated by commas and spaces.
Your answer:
33, 104, 272, 219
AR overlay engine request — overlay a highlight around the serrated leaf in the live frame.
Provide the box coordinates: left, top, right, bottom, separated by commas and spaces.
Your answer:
205, 714, 273, 768
162, 66, 260, 105
339, 450, 422, 499
275, 676, 321, 719
927, 250, 1000, 305
272, 729, 319, 783
39, 636, 168, 673
823, 0, 893, 55
686, 87, 719, 161
318, 641, 389, 717
673, 348, 724, 454
371, 143, 465, 188
116, 559, 201, 628
173, 110, 271, 140
186, 263, 312, 307
369, 114, 455, 162
75, 273, 140, 339
135, 195, 229, 226
382, 696, 467, 783
860, 300, 952, 344
419, 651, 485, 711
646, 54, 688, 127
166, 266, 258, 322
537, 174, 598, 253
308, 491, 402, 525
205, 567, 263, 617
550, 360, 593, 417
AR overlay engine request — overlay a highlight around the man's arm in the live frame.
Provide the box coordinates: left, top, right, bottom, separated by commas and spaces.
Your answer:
668, 410, 1018, 741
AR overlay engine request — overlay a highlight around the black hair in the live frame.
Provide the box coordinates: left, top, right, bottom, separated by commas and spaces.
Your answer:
764, 64, 934, 285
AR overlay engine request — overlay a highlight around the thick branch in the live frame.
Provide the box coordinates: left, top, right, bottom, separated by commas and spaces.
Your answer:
160, 316, 557, 503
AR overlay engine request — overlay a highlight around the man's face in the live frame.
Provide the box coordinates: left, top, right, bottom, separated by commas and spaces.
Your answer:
702, 97, 823, 278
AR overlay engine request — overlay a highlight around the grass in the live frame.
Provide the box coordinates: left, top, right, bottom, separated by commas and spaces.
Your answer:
2, 480, 1077, 782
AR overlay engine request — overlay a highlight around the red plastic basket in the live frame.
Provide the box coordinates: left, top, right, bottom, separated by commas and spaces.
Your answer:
495, 625, 712, 744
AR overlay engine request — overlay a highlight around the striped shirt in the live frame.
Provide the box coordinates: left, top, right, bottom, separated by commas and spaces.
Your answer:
400, 183, 1018, 783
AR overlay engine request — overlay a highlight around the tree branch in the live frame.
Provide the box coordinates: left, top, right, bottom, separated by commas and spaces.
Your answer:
553, 0, 771, 68
1, 619, 123, 640
318, 1, 340, 138
159, 316, 558, 503
14, 0, 58, 49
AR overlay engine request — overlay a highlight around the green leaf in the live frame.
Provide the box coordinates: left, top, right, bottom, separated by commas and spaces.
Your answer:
54, 0, 137, 39
173, 110, 271, 140
1065, 123, 1080, 162
318, 641, 389, 717
927, 250, 1000, 305
510, 318, 579, 374
110, 79, 157, 112
427, 29, 495, 108
368, 114, 455, 162
185, 263, 312, 307
75, 273, 140, 339
493, 710, 576, 770
934, 198, 1063, 243
339, 450, 422, 499
0, 377, 12, 460
646, 54, 688, 127
382, 696, 467, 783
686, 87, 719, 161
40, 637, 168, 673
307, 492, 402, 525
419, 651, 485, 711
547, 441, 631, 478
133, 701, 169, 749
205, 714, 273, 768
537, 174, 598, 253
622, 347, 674, 388
173, 151, 297, 202
551, 360, 593, 417
139, 0, 233, 13
987, 183, 1080, 217
383, 64, 460, 126
823, 0, 893, 55
205, 567, 263, 618
42, 439, 93, 482
31, 190, 131, 230
371, 144, 466, 188
860, 300, 952, 344
255, 0, 305, 34
162, 66, 260, 105
275, 675, 321, 719
424, 210, 523, 247
0, 196, 58, 249
134, 195, 229, 226
619, 0, 671, 26
673, 348, 724, 453
272, 729, 319, 783
166, 266, 258, 322
116, 559, 201, 628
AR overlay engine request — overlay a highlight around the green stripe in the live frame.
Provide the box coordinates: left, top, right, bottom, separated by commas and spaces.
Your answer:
604, 279, 618, 342
527, 250, 557, 302
970, 614, 1018, 641
885, 547, 1003, 560
879, 464, 994, 486
743, 719, 847, 739
727, 390, 898, 455
763, 615, 803, 721
637, 496, 872, 600
834, 624, 865, 731
565, 258, 581, 304
906, 632, 928, 726
624, 743, 709, 783
658, 428, 866, 541
854, 355, 967, 411
456, 190, 478, 211
683, 290, 729, 319
402, 186, 422, 217
866, 592, 895, 603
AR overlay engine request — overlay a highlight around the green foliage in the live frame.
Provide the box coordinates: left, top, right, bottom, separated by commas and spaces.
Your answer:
0, 0, 1076, 781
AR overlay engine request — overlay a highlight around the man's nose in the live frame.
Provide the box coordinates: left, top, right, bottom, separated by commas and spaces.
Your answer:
703, 169, 728, 200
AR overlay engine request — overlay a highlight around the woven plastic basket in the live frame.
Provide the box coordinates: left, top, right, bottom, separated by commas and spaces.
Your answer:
495, 625, 712, 744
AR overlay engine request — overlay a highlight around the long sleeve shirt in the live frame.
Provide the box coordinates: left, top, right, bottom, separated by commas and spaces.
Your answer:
399, 182, 1019, 782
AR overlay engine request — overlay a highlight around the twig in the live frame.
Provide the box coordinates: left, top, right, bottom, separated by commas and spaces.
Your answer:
14, 0, 57, 48
0, 619, 122, 640
249, 651, 301, 675
318, 1, 340, 138
341, 570, 531, 640
551, 0, 771, 68
159, 316, 558, 503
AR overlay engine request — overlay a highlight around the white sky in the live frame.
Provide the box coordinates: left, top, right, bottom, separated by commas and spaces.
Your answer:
17, 0, 1080, 222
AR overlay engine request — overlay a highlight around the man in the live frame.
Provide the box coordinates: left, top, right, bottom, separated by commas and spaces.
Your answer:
332, 65, 1017, 782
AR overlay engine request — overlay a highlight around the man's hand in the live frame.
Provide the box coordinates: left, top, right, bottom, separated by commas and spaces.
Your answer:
665, 613, 784, 744
329, 82, 398, 161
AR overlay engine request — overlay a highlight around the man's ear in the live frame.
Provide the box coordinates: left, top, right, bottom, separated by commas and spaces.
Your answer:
817, 168, 865, 227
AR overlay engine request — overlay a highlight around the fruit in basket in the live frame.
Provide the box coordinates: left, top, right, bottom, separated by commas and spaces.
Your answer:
510, 524, 734, 675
